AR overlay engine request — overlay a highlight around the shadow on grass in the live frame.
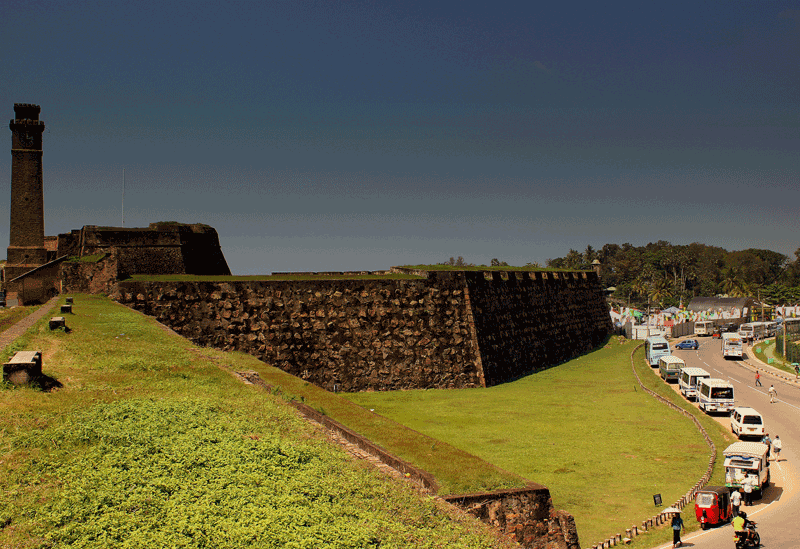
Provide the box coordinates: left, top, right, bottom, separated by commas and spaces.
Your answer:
495, 332, 615, 385
35, 373, 63, 392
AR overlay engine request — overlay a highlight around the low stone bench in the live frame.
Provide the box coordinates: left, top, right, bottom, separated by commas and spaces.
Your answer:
65, 297, 73, 304
60, 304, 72, 314
3, 351, 43, 386
49, 317, 66, 330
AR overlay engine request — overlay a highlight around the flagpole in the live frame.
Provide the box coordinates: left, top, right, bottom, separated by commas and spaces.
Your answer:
122, 168, 125, 227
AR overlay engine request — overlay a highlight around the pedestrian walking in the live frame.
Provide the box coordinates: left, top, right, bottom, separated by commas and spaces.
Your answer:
730, 488, 741, 518
762, 433, 772, 459
795, 364, 799, 379
755, 371, 762, 386
742, 477, 753, 506
768, 384, 777, 403
773, 435, 782, 462
671, 511, 685, 548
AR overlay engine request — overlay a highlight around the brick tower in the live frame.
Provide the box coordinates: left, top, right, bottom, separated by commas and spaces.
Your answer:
7, 103, 47, 283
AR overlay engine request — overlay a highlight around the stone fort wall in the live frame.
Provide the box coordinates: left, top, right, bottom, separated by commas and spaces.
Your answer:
58, 222, 231, 279
115, 270, 611, 390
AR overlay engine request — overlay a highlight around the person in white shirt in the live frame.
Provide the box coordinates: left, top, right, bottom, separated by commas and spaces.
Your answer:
742, 477, 753, 506
773, 435, 782, 462
730, 488, 741, 517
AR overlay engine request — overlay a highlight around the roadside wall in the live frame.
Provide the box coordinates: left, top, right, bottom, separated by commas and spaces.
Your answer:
115, 270, 610, 390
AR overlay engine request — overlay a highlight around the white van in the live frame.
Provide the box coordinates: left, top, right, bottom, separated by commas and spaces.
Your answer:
697, 378, 735, 414
679, 367, 711, 400
658, 355, 685, 382
730, 407, 765, 439
724, 442, 770, 496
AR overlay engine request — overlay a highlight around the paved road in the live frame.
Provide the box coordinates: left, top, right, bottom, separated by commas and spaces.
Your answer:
650, 337, 799, 549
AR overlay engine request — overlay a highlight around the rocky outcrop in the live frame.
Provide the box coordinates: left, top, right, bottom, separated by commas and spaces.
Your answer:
444, 487, 580, 549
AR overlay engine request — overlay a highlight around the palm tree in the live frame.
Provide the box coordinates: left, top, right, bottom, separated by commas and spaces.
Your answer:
722, 267, 747, 297
649, 277, 673, 308
631, 276, 650, 305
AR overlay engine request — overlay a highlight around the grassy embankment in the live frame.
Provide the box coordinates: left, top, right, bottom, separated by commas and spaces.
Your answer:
0, 295, 514, 549
346, 340, 735, 548
0, 293, 735, 548
751, 338, 799, 375
0, 305, 42, 335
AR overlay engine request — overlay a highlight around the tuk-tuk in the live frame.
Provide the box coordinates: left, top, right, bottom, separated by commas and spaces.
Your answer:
694, 486, 732, 529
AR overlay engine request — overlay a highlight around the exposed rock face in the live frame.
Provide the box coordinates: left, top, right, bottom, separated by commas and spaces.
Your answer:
444, 487, 581, 549
116, 270, 611, 391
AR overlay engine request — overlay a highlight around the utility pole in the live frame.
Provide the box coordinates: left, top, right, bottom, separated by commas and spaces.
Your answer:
122, 168, 125, 227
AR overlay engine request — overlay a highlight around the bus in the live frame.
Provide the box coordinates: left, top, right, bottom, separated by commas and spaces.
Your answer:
645, 336, 671, 367
739, 322, 768, 342
695, 320, 714, 336
698, 378, 735, 414
722, 332, 743, 359
765, 322, 778, 337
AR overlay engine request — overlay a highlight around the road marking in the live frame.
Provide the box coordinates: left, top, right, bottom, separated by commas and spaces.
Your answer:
771, 398, 800, 412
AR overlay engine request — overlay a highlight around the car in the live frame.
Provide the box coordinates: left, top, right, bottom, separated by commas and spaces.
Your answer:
730, 407, 765, 439
675, 339, 699, 350
712, 329, 723, 339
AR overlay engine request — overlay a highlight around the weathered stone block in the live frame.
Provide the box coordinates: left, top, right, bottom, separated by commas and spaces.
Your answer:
49, 316, 66, 330
3, 351, 43, 387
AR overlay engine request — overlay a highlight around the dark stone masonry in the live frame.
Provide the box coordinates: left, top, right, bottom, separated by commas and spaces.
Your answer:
116, 269, 611, 391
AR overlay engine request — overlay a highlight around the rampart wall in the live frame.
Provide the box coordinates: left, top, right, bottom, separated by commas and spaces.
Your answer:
115, 270, 611, 391
58, 222, 231, 278
463, 270, 611, 385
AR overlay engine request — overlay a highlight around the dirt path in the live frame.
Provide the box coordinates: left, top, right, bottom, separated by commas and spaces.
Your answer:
0, 297, 60, 351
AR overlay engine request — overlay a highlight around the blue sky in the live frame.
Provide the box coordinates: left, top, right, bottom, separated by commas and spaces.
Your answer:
3, 1, 798, 274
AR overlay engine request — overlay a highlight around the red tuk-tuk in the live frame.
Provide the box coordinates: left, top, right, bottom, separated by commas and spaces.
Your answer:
694, 486, 733, 529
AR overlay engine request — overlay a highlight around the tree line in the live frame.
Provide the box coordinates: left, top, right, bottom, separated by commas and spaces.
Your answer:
545, 242, 800, 309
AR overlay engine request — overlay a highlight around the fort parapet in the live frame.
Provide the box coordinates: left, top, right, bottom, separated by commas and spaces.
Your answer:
116, 270, 611, 391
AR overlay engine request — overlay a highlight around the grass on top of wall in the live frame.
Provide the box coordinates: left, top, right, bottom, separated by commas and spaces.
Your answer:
0, 295, 514, 549
125, 273, 425, 282
344, 338, 735, 548
398, 264, 583, 272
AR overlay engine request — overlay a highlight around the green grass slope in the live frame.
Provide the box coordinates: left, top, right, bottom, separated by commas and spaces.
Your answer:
346, 339, 734, 546
0, 296, 512, 549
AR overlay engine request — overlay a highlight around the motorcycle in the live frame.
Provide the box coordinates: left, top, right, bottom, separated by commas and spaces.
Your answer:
734, 520, 760, 548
